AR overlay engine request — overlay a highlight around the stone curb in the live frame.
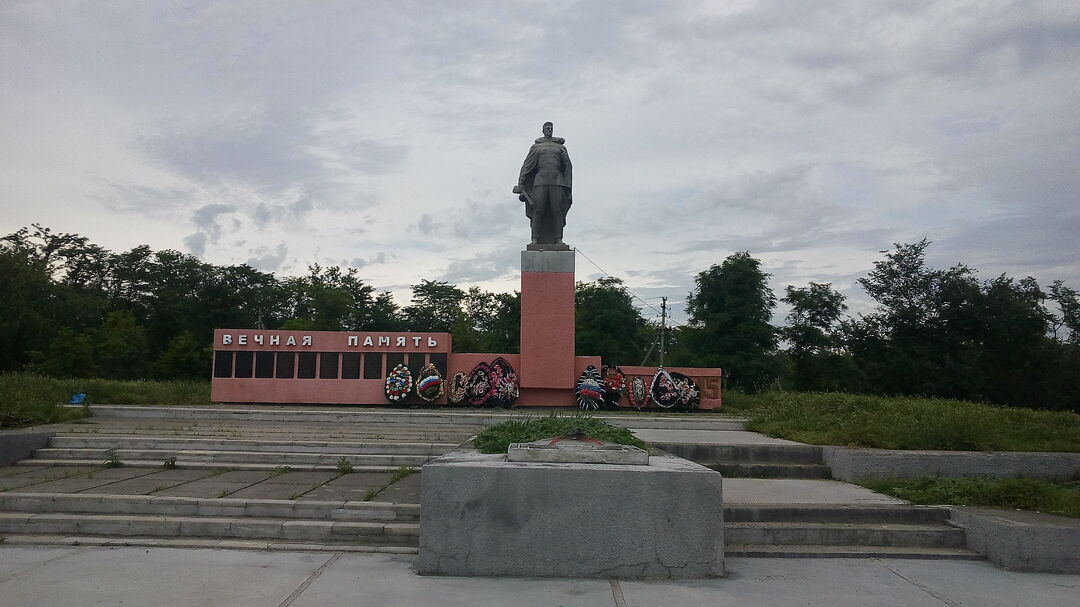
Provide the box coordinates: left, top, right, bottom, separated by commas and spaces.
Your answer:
0, 432, 54, 466
949, 507, 1080, 573
822, 447, 1080, 482
0, 534, 418, 553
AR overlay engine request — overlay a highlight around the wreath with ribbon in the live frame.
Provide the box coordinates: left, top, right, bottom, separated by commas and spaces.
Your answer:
447, 371, 468, 405
627, 375, 650, 410
384, 364, 412, 404
466, 362, 494, 407
415, 363, 444, 403
601, 365, 626, 409
576, 365, 605, 411
488, 357, 520, 409
650, 367, 681, 409
670, 372, 700, 412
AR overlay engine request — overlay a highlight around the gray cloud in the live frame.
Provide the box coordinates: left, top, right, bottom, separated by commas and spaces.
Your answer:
439, 246, 520, 283
246, 242, 288, 272
183, 232, 207, 257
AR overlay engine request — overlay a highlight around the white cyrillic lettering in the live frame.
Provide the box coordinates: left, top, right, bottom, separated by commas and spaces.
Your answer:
363, 336, 374, 347
347, 336, 359, 346
269, 335, 280, 346
286, 336, 297, 346
396, 336, 406, 347
222, 334, 232, 345
238, 335, 247, 345
412, 336, 422, 346
378, 336, 390, 346
254, 335, 264, 345
301, 336, 312, 346
428, 337, 438, 347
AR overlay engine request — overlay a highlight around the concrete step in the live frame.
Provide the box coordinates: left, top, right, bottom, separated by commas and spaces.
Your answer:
32, 448, 432, 467
0, 534, 419, 553
710, 462, 832, 479
725, 522, 966, 548
725, 504, 951, 525
16, 459, 416, 473
726, 544, 985, 560
0, 512, 419, 545
49, 436, 458, 455
659, 444, 824, 465
0, 493, 419, 521
67, 404, 745, 430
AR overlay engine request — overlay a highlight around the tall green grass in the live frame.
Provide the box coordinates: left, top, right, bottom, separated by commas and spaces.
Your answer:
473, 412, 647, 454
0, 373, 211, 429
739, 392, 1080, 452
862, 477, 1080, 518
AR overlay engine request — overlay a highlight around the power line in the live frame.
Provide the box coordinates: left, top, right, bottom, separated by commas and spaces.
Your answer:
574, 247, 662, 315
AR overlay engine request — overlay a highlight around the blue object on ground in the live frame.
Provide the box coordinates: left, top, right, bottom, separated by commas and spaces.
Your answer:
69, 393, 86, 404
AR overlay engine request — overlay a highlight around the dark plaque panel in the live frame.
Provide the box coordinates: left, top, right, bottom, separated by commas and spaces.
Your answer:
234, 351, 254, 378
386, 352, 405, 372
429, 352, 448, 377
276, 352, 295, 379
254, 352, 274, 378
363, 353, 383, 379
319, 352, 339, 379
406, 352, 424, 370
341, 352, 361, 379
297, 352, 317, 379
213, 351, 234, 378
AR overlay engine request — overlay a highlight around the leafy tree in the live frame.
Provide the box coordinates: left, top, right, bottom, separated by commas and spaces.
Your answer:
681, 252, 779, 391
574, 277, 649, 364
456, 287, 520, 353
403, 280, 466, 334
780, 282, 849, 390
152, 332, 210, 380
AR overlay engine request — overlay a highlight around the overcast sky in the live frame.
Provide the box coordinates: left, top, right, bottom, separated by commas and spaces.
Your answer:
2, 1, 1078, 325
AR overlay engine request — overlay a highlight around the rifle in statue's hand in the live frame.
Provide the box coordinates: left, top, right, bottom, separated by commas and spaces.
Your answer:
513, 185, 536, 215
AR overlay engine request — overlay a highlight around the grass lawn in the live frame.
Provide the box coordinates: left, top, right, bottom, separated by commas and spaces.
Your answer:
862, 476, 1080, 518
723, 391, 1080, 452
0, 372, 210, 429
473, 412, 648, 454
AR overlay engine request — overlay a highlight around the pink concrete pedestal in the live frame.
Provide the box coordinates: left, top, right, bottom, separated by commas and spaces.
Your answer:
519, 249, 576, 391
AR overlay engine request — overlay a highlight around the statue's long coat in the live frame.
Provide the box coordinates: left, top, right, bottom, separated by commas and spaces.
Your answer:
517, 137, 573, 223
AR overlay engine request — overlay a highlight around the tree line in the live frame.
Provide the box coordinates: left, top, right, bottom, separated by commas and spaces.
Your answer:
2, 225, 1077, 411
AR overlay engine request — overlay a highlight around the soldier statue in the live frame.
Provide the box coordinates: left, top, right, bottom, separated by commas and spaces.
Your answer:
514, 122, 572, 247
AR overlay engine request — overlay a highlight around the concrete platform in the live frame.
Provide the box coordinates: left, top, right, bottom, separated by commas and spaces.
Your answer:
2, 546, 1078, 607
631, 429, 801, 445
723, 478, 906, 505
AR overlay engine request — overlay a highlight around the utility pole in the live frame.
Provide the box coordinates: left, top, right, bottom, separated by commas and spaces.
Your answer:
659, 297, 667, 367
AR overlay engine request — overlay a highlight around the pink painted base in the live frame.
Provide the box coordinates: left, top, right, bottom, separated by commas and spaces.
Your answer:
520, 270, 576, 388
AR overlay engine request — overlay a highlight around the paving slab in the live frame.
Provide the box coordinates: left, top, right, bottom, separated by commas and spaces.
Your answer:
0, 466, 51, 478
260, 471, 341, 485
137, 468, 221, 482
202, 470, 274, 483
153, 481, 253, 498
0, 545, 327, 607
297, 486, 374, 501
77, 478, 189, 495
0, 546, 81, 584
7, 477, 121, 493
80, 466, 162, 480
723, 479, 906, 505
632, 429, 804, 446
376, 473, 421, 503
227, 483, 313, 500
292, 553, 614, 607
324, 471, 393, 486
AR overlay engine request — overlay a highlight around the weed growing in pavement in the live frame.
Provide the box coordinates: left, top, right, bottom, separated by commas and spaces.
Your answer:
362, 488, 379, 501
270, 465, 292, 477
103, 448, 123, 468
336, 457, 354, 474
162, 457, 177, 469
390, 466, 415, 483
